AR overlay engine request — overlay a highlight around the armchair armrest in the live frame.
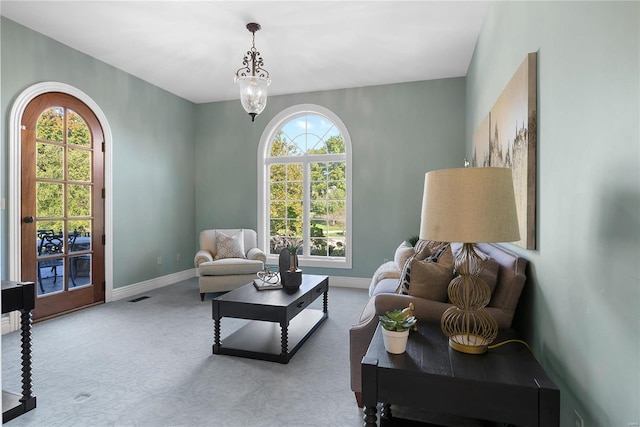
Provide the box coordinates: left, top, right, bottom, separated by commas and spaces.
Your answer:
194, 249, 213, 267
246, 247, 267, 263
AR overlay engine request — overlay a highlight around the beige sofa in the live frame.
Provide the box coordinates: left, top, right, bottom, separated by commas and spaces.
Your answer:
193, 229, 266, 300
349, 241, 528, 407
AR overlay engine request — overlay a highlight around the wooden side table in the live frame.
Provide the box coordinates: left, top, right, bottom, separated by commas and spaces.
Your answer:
361, 323, 559, 426
1, 280, 37, 423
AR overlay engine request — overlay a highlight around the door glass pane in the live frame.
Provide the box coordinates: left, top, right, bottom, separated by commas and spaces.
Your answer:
37, 257, 66, 296
67, 109, 91, 147
68, 184, 91, 217
69, 254, 91, 288
68, 148, 91, 181
36, 107, 64, 142
37, 183, 64, 217
36, 143, 63, 179
69, 220, 92, 253
36, 223, 65, 296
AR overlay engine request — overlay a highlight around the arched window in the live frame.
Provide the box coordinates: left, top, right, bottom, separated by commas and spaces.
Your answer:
258, 105, 352, 269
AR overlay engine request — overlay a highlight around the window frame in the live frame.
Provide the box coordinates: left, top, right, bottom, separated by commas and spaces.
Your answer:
258, 104, 352, 269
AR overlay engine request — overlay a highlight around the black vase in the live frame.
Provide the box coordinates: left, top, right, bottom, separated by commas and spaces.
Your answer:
282, 269, 303, 291
279, 248, 290, 286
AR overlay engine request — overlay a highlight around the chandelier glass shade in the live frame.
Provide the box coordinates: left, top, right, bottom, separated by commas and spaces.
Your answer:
235, 23, 271, 122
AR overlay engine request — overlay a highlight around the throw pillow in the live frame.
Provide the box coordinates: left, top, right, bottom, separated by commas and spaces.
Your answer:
398, 243, 454, 301
394, 241, 415, 271
214, 230, 246, 260
478, 256, 500, 295
436, 245, 454, 269
400, 257, 454, 302
414, 239, 448, 261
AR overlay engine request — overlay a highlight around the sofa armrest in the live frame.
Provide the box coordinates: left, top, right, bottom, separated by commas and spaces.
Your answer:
246, 247, 267, 263
194, 249, 213, 267
349, 297, 379, 394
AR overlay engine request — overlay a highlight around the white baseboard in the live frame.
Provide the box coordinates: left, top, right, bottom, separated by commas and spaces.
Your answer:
111, 269, 369, 302
1, 311, 20, 335
112, 268, 197, 301
328, 275, 370, 290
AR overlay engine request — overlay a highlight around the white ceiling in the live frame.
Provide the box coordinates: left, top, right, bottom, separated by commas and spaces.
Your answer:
0, 1, 488, 104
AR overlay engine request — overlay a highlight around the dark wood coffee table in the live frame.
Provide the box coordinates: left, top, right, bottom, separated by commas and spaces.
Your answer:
362, 322, 559, 426
212, 274, 328, 363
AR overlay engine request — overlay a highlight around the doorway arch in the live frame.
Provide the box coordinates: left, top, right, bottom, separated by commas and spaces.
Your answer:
8, 82, 114, 302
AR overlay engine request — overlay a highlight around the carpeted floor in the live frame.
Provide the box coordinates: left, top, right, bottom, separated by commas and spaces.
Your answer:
2, 277, 370, 427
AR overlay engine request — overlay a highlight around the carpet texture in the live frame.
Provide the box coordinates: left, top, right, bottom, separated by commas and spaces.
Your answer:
2, 278, 370, 427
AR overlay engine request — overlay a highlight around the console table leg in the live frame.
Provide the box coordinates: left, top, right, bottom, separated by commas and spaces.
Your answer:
363, 405, 377, 426
381, 403, 392, 420
19, 308, 33, 402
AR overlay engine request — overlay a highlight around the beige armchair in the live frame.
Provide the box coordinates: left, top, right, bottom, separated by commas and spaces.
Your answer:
194, 229, 266, 300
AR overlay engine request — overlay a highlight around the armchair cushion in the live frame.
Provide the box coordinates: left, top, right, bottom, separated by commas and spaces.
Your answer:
214, 230, 246, 260
198, 258, 264, 276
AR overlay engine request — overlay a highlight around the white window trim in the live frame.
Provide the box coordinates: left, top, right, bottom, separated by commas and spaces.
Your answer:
257, 104, 352, 269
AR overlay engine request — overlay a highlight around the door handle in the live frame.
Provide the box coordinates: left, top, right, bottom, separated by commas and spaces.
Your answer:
23, 216, 34, 223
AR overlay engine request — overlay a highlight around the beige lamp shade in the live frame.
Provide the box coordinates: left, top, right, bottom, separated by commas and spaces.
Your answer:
419, 167, 520, 243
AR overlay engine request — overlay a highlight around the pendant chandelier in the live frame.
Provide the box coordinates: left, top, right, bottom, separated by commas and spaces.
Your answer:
235, 22, 271, 122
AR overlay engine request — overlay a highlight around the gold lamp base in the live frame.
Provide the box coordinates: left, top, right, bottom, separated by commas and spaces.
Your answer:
440, 243, 498, 355
448, 334, 490, 354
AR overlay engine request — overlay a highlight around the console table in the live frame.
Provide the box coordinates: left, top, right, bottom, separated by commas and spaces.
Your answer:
1, 280, 37, 423
362, 323, 559, 426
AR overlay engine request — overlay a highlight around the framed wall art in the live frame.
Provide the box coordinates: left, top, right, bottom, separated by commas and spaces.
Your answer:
473, 52, 537, 249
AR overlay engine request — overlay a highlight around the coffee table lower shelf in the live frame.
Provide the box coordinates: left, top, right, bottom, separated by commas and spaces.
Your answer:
213, 309, 326, 363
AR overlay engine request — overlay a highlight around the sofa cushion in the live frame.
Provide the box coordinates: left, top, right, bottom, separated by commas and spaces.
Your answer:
214, 230, 245, 260
369, 261, 401, 296
371, 278, 402, 296
198, 258, 263, 276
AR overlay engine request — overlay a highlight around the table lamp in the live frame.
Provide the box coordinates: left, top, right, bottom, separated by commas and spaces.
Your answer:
419, 167, 520, 354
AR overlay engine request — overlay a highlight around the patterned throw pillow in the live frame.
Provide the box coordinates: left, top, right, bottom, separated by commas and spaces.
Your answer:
404, 257, 454, 302
398, 242, 452, 297
214, 230, 246, 260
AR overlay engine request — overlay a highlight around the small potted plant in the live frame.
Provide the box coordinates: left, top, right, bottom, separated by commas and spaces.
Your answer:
379, 309, 417, 354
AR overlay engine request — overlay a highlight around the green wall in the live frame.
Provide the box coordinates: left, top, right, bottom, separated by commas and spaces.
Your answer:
466, 2, 640, 425
1, 15, 466, 287
0, 17, 197, 288
195, 80, 466, 278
